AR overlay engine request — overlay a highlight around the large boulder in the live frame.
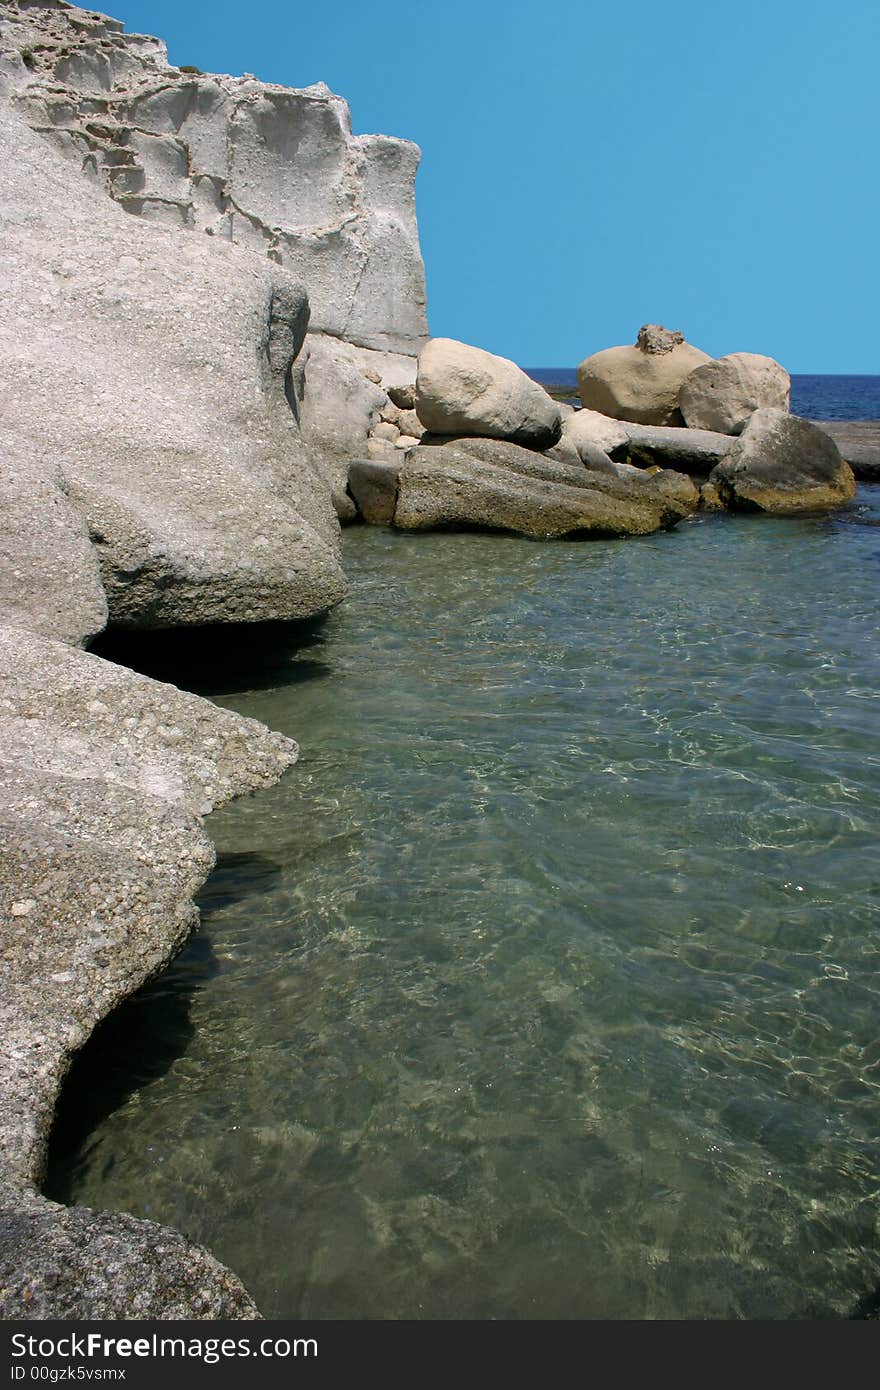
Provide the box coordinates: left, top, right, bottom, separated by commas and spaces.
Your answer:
415, 338, 563, 448
679, 352, 790, 434
577, 324, 711, 426
392, 436, 698, 538
709, 409, 857, 513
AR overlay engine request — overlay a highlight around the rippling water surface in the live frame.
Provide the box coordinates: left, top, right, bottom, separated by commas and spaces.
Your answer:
48, 495, 880, 1319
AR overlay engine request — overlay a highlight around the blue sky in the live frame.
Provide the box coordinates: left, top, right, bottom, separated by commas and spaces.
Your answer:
108, 0, 879, 371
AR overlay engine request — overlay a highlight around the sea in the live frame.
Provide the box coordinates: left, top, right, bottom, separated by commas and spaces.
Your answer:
525, 370, 880, 421
45, 377, 880, 1321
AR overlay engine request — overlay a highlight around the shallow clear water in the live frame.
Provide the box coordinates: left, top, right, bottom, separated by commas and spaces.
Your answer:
48, 495, 880, 1319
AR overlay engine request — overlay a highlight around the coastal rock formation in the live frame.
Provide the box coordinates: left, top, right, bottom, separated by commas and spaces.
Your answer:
1, 0, 427, 355
0, 624, 297, 1317
577, 324, 711, 426
415, 339, 563, 449
0, 83, 347, 628
710, 409, 857, 513
389, 437, 698, 538
679, 352, 790, 434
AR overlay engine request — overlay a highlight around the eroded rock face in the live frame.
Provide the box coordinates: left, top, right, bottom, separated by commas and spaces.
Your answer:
415, 339, 563, 449
391, 437, 698, 538
679, 352, 790, 434
709, 409, 856, 513
0, 1, 428, 355
0, 96, 347, 628
0, 623, 298, 1315
577, 326, 711, 426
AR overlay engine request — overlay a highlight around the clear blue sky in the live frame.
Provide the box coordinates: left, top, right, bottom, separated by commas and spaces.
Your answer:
108, 0, 879, 371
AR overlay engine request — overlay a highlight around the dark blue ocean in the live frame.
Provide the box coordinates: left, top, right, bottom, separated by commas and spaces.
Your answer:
525, 370, 880, 420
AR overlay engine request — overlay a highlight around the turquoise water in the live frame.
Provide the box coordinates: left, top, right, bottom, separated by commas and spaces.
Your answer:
48, 495, 880, 1319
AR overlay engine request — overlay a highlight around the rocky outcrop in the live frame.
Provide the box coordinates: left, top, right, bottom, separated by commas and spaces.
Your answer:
577, 324, 711, 426
679, 352, 790, 434
0, 624, 298, 1316
0, 89, 347, 628
1, 0, 427, 356
710, 409, 857, 513
384, 437, 698, 538
415, 339, 563, 449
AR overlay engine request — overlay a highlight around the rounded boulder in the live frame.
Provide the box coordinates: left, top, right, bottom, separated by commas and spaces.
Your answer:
577, 324, 711, 426
415, 338, 562, 448
679, 352, 790, 434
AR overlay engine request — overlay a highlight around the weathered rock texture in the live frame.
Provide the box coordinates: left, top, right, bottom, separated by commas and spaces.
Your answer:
679, 352, 790, 434
710, 409, 857, 513
0, 79, 347, 629
0, 434, 107, 646
577, 325, 711, 426
389, 437, 698, 538
0, 624, 298, 1316
1, 0, 427, 355
415, 339, 563, 449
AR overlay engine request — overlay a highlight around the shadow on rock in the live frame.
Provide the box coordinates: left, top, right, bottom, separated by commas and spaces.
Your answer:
90, 614, 334, 697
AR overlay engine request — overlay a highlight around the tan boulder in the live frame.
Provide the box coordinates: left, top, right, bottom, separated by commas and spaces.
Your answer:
577, 324, 711, 426
679, 353, 790, 434
415, 338, 562, 448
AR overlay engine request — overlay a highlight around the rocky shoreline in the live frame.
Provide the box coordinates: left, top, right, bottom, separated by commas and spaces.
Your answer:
0, 0, 874, 1321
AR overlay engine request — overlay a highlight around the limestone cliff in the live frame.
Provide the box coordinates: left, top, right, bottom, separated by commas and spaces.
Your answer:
0, 0, 430, 1319
1, 0, 427, 355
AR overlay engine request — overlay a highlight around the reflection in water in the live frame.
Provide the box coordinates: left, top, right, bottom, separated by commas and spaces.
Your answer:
48, 496, 880, 1318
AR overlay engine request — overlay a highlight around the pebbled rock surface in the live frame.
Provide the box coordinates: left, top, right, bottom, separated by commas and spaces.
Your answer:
0, 624, 297, 1316
0, 89, 346, 629
679, 352, 790, 434
710, 409, 857, 513
577, 325, 711, 426
0, 433, 107, 646
1, 0, 427, 355
392, 436, 698, 538
415, 339, 562, 449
